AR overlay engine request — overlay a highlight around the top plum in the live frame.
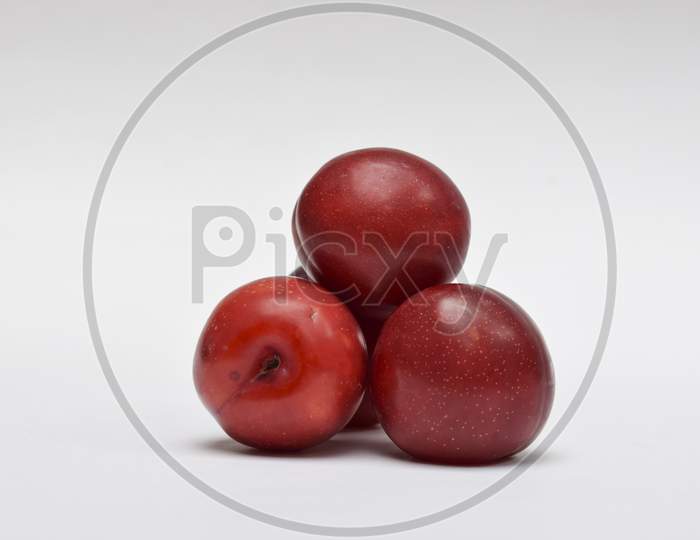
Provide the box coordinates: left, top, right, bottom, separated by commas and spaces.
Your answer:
293, 148, 470, 315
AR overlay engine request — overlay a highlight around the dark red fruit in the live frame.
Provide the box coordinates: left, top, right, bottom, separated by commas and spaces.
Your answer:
372, 284, 554, 464
293, 148, 470, 312
344, 305, 395, 428
290, 266, 388, 429
194, 277, 367, 451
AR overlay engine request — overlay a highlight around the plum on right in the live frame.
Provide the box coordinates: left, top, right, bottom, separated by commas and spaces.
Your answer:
371, 284, 554, 464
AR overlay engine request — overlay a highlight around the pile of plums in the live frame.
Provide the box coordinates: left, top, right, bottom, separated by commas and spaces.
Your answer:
194, 148, 554, 464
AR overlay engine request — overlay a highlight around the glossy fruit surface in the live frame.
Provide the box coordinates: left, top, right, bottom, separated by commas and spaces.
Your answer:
372, 284, 554, 464
194, 276, 366, 450
293, 148, 470, 312
290, 266, 387, 429
344, 305, 395, 428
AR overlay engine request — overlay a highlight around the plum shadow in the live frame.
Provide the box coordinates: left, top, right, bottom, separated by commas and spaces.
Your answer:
194, 429, 564, 468
196, 427, 400, 460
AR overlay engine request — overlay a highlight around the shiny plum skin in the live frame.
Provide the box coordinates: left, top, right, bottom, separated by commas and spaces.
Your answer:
293, 148, 470, 313
290, 266, 387, 429
194, 277, 367, 451
371, 284, 554, 464
345, 305, 395, 428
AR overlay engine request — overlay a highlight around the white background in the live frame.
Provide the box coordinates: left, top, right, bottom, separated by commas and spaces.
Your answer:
1, 1, 698, 538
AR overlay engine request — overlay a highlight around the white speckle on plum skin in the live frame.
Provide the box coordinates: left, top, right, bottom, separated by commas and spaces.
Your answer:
372, 284, 553, 463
